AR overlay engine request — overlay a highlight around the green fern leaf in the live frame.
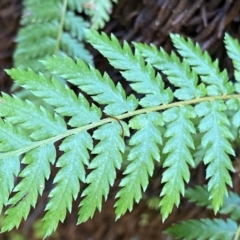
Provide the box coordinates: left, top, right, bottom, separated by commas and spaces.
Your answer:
21, 1, 60, 25
85, 29, 173, 107
185, 185, 210, 207
83, 0, 118, 29
15, 0, 92, 71
0, 156, 20, 214
160, 106, 195, 220
135, 42, 206, 100
186, 185, 240, 221
42, 132, 92, 237
0, 93, 66, 141
171, 34, 234, 95
195, 100, 235, 212
64, 11, 89, 41
1, 29, 240, 237
2, 143, 56, 231
115, 112, 163, 218
224, 33, 240, 132
224, 33, 240, 85
0, 120, 32, 213
226, 98, 240, 132
15, 21, 58, 43
6, 68, 101, 127
67, 0, 84, 12
43, 56, 138, 115
78, 121, 128, 223
61, 32, 93, 63
165, 218, 237, 240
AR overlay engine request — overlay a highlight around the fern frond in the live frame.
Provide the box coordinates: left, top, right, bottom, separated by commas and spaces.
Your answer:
0, 119, 32, 213
78, 121, 129, 223
159, 106, 195, 220
195, 100, 235, 212
43, 132, 92, 237
6, 68, 101, 127
85, 29, 173, 107
2, 143, 56, 231
21, 1, 60, 25
1, 29, 240, 237
186, 185, 240, 221
67, 0, 84, 12
60, 33, 93, 63
224, 33, 240, 133
64, 12, 89, 41
15, 0, 92, 71
134, 42, 206, 100
83, 0, 118, 29
185, 185, 210, 207
43, 56, 138, 115
224, 33, 240, 85
165, 218, 238, 240
0, 93, 66, 140
115, 112, 163, 218
171, 34, 234, 95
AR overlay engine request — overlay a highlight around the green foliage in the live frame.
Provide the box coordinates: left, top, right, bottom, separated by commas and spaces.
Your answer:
166, 185, 240, 239
185, 185, 240, 221
1, 30, 240, 238
159, 106, 196, 220
14, 0, 119, 71
166, 218, 238, 240
82, 0, 118, 29
15, 0, 118, 71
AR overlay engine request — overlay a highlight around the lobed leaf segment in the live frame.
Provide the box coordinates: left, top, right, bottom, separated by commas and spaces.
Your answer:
0, 30, 240, 238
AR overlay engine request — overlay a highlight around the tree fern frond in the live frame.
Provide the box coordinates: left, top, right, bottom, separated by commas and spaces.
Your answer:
7, 68, 101, 127
67, 0, 85, 12
1, 29, 240, 237
43, 132, 92, 237
0, 119, 32, 212
64, 12, 89, 41
185, 185, 210, 207
224, 33, 240, 133
2, 143, 56, 231
165, 218, 238, 240
195, 100, 235, 212
15, 37, 56, 67
15, 0, 92, 71
83, 0, 118, 29
224, 33, 240, 85
60, 33, 93, 63
43, 56, 138, 115
21, 1, 60, 25
226, 98, 240, 133
78, 121, 128, 223
186, 185, 240, 221
0, 93, 66, 141
160, 106, 196, 220
15, 21, 58, 43
115, 112, 163, 218
135, 42, 206, 100
171, 34, 234, 95
85, 29, 173, 107
0, 156, 20, 214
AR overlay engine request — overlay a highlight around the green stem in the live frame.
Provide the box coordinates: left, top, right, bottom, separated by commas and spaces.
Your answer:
234, 225, 240, 240
0, 93, 240, 159
54, 0, 68, 54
